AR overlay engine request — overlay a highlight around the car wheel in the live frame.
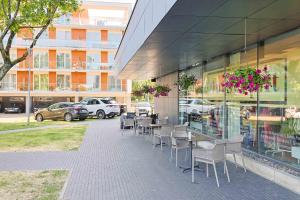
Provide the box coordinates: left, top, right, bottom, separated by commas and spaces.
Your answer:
96, 110, 106, 119
36, 114, 44, 122
64, 113, 73, 122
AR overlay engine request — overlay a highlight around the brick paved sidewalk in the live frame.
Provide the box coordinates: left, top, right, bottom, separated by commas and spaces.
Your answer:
0, 119, 299, 200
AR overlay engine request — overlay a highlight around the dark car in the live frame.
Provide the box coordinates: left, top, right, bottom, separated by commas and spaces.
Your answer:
4, 103, 24, 113
34, 102, 89, 122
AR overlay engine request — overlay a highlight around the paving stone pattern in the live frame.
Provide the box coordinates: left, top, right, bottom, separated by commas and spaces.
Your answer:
0, 119, 299, 200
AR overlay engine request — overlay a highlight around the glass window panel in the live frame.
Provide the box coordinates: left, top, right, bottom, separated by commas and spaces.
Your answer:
257, 33, 300, 168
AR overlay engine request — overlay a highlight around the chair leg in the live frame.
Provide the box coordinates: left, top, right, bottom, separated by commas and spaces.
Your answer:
170, 148, 173, 162
206, 164, 209, 177
152, 136, 155, 148
176, 148, 178, 167
192, 156, 195, 183
212, 161, 220, 188
241, 152, 247, 172
233, 154, 237, 168
224, 160, 230, 183
160, 137, 163, 151
184, 149, 188, 161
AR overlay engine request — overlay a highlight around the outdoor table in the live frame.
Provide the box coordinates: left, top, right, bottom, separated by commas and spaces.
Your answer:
149, 124, 162, 133
175, 136, 205, 173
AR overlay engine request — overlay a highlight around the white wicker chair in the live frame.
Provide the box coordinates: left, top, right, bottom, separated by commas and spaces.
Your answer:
170, 129, 189, 167
122, 118, 135, 135
153, 126, 172, 150
192, 142, 230, 188
225, 135, 246, 172
158, 116, 169, 125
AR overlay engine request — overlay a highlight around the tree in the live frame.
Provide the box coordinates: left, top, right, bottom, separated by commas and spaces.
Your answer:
0, 0, 79, 81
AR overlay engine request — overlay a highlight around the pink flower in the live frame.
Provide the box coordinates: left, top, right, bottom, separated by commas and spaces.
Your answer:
239, 78, 245, 84
244, 91, 248, 95
238, 89, 243, 93
249, 82, 254, 88
248, 74, 253, 81
256, 69, 262, 74
264, 84, 270, 90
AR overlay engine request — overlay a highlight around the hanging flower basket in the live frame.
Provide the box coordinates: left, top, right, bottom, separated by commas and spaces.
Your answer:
132, 84, 171, 98
176, 74, 197, 91
222, 66, 272, 95
154, 85, 171, 97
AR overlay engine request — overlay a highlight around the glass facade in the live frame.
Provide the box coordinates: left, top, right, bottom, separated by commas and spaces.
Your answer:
179, 30, 300, 169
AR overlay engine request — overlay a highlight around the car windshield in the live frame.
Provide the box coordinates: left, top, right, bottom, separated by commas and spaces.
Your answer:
101, 99, 116, 104
136, 102, 150, 107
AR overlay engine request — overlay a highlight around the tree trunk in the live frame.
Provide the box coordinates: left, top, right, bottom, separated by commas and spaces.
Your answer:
0, 63, 13, 81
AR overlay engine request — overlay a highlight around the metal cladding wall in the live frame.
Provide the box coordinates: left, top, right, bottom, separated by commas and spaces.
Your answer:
154, 72, 178, 125
115, 0, 177, 79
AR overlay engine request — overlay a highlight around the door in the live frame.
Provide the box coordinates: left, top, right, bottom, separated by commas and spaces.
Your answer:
46, 103, 60, 119
86, 99, 100, 115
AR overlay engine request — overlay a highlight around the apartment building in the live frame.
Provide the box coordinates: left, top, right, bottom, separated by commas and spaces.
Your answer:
0, 0, 132, 112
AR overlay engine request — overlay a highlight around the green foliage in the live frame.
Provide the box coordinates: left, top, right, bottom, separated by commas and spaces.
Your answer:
0, 0, 79, 32
280, 118, 300, 136
177, 73, 197, 91
0, 0, 79, 81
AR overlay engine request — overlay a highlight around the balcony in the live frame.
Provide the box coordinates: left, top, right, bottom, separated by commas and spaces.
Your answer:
11, 38, 119, 50
0, 82, 126, 93
53, 17, 127, 28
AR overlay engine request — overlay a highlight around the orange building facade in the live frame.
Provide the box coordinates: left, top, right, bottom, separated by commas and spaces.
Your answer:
0, 1, 132, 112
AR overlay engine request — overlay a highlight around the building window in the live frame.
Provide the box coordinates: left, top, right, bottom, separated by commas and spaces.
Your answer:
34, 74, 49, 91
57, 74, 70, 90
0, 73, 16, 91
57, 52, 71, 69
57, 30, 71, 40
108, 31, 122, 44
87, 75, 99, 91
108, 52, 114, 64
87, 31, 100, 41
34, 51, 48, 69
87, 53, 100, 70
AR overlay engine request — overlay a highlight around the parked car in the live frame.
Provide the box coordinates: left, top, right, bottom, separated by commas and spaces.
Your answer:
135, 102, 151, 115
80, 98, 120, 119
34, 102, 89, 122
4, 103, 24, 113
179, 98, 215, 115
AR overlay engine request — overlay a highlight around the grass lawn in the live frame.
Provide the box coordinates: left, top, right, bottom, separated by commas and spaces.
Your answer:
0, 125, 87, 152
0, 170, 68, 200
0, 120, 68, 132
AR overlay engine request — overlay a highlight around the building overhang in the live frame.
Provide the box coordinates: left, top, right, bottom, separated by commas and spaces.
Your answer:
115, 0, 300, 80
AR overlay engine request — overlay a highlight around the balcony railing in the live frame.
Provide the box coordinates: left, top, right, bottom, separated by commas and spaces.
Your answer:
12, 38, 119, 49
10, 61, 114, 71
0, 82, 127, 93
53, 17, 127, 28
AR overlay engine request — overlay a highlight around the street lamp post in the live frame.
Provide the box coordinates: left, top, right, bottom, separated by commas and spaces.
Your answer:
24, 38, 33, 126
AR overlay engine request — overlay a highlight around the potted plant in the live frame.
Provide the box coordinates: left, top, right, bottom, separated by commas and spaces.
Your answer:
222, 66, 272, 96
154, 85, 171, 97
132, 83, 171, 99
177, 74, 197, 92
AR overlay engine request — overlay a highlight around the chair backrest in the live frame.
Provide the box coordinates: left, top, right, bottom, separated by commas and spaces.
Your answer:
141, 118, 152, 127
226, 135, 244, 153
174, 122, 189, 131
161, 126, 172, 136
159, 116, 169, 125
172, 130, 188, 138
123, 118, 134, 126
211, 143, 226, 161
